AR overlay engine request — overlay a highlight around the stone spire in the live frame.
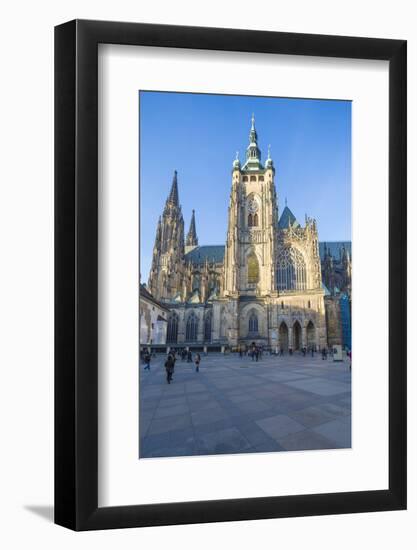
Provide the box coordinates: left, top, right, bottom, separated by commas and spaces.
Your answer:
148, 171, 184, 301
186, 209, 198, 247
167, 170, 179, 206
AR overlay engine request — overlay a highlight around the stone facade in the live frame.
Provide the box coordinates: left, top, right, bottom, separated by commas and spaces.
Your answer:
139, 284, 170, 346
146, 117, 351, 350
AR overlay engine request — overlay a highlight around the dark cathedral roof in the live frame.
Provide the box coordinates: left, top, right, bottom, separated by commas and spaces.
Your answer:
184, 241, 351, 266
319, 241, 351, 260
278, 206, 299, 229
185, 245, 225, 264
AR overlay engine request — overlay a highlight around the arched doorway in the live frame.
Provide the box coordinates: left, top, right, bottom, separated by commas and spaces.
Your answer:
293, 321, 301, 350
306, 320, 315, 348
279, 322, 288, 351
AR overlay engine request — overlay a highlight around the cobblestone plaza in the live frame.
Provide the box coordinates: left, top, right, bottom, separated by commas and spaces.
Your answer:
139, 353, 351, 458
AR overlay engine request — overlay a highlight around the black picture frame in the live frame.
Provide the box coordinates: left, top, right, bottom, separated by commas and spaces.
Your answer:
55, 19, 407, 531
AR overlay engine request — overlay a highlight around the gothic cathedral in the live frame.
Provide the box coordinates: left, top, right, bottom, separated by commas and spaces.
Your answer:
147, 117, 351, 351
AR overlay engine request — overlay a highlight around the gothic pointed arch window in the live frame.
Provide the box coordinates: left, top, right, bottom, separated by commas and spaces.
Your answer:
204, 311, 212, 342
248, 213, 253, 227
247, 253, 260, 284
167, 312, 178, 343
219, 309, 228, 339
248, 311, 259, 334
253, 213, 259, 227
186, 311, 199, 341
276, 247, 307, 291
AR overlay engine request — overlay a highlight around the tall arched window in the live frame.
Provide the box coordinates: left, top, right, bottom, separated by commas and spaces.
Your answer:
167, 313, 178, 343
219, 309, 228, 339
253, 213, 259, 227
248, 213, 253, 227
204, 311, 212, 342
248, 312, 258, 334
186, 312, 198, 341
247, 253, 260, 284
276, 247, 307, 291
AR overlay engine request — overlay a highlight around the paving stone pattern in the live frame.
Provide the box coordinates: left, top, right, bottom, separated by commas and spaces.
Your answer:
139, 352, 351, 458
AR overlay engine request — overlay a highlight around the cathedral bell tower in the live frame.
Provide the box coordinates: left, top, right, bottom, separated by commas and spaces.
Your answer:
148, 170, 185, 301
223, 116, 278, 297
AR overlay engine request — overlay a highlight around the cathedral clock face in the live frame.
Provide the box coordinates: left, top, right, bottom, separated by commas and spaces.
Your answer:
247, 198, 258, 214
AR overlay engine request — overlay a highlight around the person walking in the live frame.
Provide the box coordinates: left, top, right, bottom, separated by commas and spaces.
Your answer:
144, 351, 151, 370
195, 352, 201, 372
187, 349, 192, 363
255, 347, 259, 362
165, 354, 174, 384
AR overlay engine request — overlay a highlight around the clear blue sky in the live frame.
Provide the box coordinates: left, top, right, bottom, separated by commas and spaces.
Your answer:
140, 91, 351, 281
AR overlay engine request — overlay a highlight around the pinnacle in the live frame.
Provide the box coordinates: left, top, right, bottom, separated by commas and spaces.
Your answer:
167, 170, 179, 206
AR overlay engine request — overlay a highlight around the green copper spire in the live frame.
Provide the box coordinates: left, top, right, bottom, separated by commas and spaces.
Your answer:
249, 113, 258, 143
242, 114, 263, 171
265, 143, 274, 170
232, 150, 241, 170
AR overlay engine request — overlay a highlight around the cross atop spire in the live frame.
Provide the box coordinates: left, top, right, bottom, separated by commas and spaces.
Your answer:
167, 170, 179, 206
186, 209, 198, 247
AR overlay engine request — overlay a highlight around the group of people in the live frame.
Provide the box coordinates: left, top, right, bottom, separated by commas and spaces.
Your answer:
142, 344, 351, 382
141, 348, 201, 384
164, 350, 201, 383
238, 344, 263, 361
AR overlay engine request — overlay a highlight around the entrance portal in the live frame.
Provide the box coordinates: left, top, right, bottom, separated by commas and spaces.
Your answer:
278, 322, 288, 351
293, 321, 301, 350
306, 320, 315, 348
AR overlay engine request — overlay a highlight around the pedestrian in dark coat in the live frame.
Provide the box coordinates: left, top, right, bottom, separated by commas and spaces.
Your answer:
144, 352, 151, 370
195, 353, 201, 372
165, 355, 174, 384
